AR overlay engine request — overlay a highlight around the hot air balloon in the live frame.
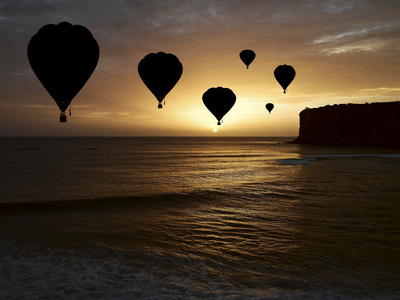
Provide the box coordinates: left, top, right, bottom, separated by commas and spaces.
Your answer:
138, 52, 183, 108
239, 49, 256, 69
202, 87, 236, 125
28, 22, 99, 122
274, 64, 296, 93
266, 103, 274, 114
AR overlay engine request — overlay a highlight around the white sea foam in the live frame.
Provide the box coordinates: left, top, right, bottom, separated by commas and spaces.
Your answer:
303, 154, 400, 159
281, 158, 317, 165
0, 240, 382, 300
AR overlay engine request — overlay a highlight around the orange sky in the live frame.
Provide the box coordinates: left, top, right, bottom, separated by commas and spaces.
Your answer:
1, 0, 400, 136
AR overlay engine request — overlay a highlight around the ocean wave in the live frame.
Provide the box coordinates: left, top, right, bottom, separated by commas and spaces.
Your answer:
0, 190, 230, 215
281, 153, 400, 165
185, 154, 265, 158
2, 239, 395, 300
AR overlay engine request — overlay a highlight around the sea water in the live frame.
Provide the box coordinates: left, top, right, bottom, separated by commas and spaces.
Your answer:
0, 137, 399, 299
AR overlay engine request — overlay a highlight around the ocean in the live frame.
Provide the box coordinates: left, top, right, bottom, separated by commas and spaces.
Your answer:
0, 137, 399, 299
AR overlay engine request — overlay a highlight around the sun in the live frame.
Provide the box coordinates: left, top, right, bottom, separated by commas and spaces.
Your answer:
213, 129, 218, 133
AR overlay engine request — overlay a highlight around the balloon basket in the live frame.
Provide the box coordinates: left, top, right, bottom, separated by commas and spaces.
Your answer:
158, 103, 163, 109
60, 114, 67, 122
217, 121, 221, 125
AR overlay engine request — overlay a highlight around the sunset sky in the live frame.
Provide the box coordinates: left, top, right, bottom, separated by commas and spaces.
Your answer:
1, 0, 399, 136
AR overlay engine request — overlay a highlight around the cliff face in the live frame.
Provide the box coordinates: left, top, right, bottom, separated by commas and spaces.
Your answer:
291, 101, 400, 148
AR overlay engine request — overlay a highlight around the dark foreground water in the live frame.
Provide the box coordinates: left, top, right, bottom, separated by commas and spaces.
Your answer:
0, 137, 399, 299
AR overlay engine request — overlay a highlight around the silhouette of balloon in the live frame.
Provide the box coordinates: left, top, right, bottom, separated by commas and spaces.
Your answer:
138, 52, 183, 109
239, 49, 256, 69
274, 64, 296, 93
202, 87, 236, 125
28, 22, 99, 122
266, 103, 274, 114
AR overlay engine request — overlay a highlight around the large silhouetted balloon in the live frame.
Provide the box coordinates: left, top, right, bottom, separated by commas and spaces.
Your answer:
202, 87, 236, 125
266, 103, 274, 114
28, 22, 99, 122
239, 49, 256, 69
274, 64, 296, 93
138, 52, 183, 109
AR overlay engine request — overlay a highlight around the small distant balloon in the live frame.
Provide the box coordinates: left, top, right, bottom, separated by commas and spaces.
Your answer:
266, 103, 274, 114
239, 49, 256, 69
138, 52, 183, 109
274, 64, 296, 93
202, 87, 236, 125
27, 22, 99, 122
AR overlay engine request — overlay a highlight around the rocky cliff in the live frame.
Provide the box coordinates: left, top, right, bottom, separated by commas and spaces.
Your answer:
291, 101, 400, 148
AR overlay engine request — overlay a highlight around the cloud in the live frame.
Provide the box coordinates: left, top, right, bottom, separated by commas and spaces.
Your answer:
321, 0, 360, 13
313, 22, 399, 44
313, 20, 400, 54
320, 38, 388, 54
359, 87, 400, 97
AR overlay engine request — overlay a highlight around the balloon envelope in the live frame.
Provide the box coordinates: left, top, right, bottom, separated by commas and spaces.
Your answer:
138, 52, 183, 108
27, 22, 99, 119
266, 103, 274, 114
202, 87, 236, 125
239, 49, 256, 69
274, 64, 296, 93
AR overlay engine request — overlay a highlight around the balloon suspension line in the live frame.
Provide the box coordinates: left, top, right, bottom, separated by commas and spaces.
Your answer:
60, 111, 67, 122
157, 97, 164, 109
